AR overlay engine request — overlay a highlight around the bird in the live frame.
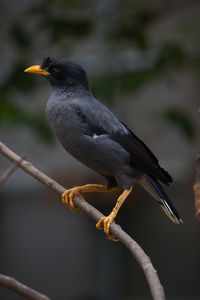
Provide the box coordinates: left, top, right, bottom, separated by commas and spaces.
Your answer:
25, 57, 182, 240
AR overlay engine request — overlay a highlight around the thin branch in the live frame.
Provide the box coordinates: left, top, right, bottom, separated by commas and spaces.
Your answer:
194, 152, 200, 219
0, 273, 51, 300
0, 155, 26, 187
0, 141, 165, 300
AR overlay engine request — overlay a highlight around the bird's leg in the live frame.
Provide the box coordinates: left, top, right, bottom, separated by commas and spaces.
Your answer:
62, 184, 115, 213
96, 186, 132, 241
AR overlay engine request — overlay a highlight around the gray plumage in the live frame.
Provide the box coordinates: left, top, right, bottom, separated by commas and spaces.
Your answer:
46, 89, 133, 188
42, 57, 182, 224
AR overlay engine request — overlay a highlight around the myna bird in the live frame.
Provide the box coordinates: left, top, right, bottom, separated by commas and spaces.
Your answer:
25, 57, 182, 240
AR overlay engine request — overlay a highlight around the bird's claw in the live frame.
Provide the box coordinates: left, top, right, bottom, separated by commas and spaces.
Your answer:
96, 214, 118, 241
62, 187, 84, 213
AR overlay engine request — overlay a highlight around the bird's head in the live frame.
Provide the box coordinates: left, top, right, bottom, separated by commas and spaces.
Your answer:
24, 57, 90, 91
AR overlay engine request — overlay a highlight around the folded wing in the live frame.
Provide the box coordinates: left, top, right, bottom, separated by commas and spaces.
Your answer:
74, 98, 172, 185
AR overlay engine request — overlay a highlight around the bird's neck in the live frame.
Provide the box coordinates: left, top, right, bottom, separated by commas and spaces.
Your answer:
52, 84, 92, 98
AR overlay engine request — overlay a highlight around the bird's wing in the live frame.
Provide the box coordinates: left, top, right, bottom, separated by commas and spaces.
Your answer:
73, 98, 172, 185
73, 97, 127, 136
113, 122, 172, 184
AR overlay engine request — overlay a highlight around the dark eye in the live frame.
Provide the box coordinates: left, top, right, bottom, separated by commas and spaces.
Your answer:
51, 67, 57, 75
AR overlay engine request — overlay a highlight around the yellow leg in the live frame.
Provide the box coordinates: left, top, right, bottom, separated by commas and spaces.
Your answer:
62, 184, 115, 213
96, 186, 133, 241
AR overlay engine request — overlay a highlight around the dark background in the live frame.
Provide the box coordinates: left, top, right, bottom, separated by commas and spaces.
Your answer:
0, 0, 200, 299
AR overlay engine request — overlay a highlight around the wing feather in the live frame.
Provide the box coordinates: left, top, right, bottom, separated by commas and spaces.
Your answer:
112, 123, 172, 185
74, 98, 172, 185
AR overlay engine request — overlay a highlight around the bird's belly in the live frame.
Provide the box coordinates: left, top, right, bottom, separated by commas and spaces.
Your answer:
58, 132, 131, 176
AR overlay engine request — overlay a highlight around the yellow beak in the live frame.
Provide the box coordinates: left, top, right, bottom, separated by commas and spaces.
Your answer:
24, 65, 49, 76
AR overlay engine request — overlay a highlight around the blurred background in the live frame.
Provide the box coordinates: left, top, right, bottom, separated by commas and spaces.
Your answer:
0, 0, 200, 299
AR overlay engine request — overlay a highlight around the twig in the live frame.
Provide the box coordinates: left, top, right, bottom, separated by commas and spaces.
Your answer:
0, 141, 165, 300
0, 155, 26, 187
0, 273, 51, 300
194, 152, 200, 219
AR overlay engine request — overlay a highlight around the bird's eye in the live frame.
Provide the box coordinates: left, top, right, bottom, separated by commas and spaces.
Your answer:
51, 68, 57, 75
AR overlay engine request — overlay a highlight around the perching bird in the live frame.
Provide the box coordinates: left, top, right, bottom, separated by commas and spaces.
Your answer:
25, 57, 182, 240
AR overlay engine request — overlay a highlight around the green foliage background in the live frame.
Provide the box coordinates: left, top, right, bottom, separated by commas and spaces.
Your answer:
1, 0, 199, 142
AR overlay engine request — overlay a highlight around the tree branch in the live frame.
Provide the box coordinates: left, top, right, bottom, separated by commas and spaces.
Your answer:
0, 142, 165, 300
0, 155, 26, 187
0, 273, 51, 300
194, 152, 200, 219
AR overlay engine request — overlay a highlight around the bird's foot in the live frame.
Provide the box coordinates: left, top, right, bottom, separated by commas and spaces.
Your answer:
96, 213, 118, 241
62, 187, 85, 213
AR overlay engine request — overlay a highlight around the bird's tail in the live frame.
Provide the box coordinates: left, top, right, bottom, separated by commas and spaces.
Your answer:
139, 175, 182, 224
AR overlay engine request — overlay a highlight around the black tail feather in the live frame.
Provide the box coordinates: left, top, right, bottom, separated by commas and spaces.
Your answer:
159, 166, 173, 185
139, 175, 182, 224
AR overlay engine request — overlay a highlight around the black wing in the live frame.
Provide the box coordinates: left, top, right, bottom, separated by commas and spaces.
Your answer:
74, 99, 172, 185
113, 122, 172, 185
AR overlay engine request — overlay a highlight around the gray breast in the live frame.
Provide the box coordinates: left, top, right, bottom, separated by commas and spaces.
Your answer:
45, 93, 131, 177
46, 94, 84, 154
